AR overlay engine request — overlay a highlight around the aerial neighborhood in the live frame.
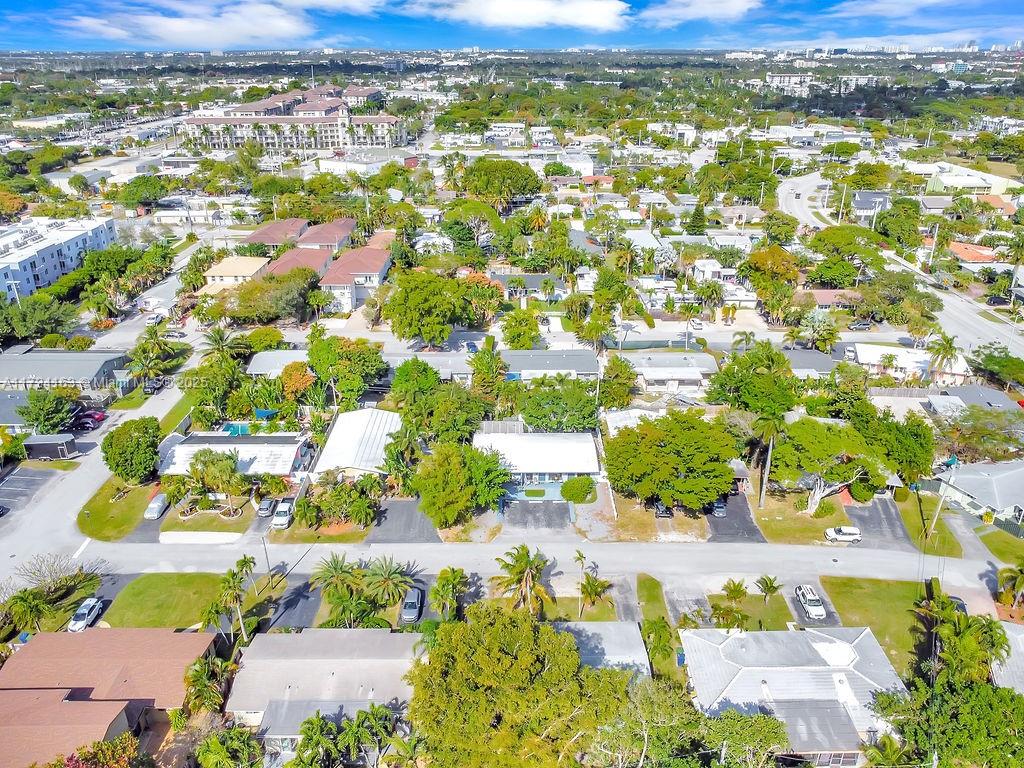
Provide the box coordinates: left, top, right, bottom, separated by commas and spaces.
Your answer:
2, 29, 1024, 768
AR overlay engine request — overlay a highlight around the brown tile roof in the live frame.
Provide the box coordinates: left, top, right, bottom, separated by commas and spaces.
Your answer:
267, 247, 334, 276
320, 247, 391, 286
976, 194, 1018, 216
365, 230, 396, 250
243, 218, 308, 245
297, 218, 357, 247
0, 629, 213, 710
294, 99, 346, 114
949, 240, 996, 263
186, 115, 340, 126
0, 688, 128, 768
343, 85, 383, 97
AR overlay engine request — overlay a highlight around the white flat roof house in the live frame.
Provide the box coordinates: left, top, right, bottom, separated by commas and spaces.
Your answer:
472, 431, 600, 484
852, 343, 972, 386
158, 433, 309, 477
554, 622, 652, 677
312, 407, 402, 478
618, 351, 718, 395
680, 627, 906, 767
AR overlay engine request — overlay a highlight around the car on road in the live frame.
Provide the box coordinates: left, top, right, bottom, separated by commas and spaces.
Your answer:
80, 409, 107, 422
0, 505, 8, 518
71, 417, 98, 432
399, 587, 423, 624
649, 500, 673, 518
847, 320, 873, 331
795, 584, 827, 621
794, 192, 802, 199
143, 493, 169, 521
271, 497, 295, 529
986, 295, 1010, 306
257, 497, 278, 518
164, 330, 187, 339
711, 498, 727, 518
824, 526, 863, 543
67, 597, 102, 632
142, 379, 163, 395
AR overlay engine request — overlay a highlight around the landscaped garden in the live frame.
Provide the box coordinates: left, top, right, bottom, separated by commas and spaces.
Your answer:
78, 477, 157, 541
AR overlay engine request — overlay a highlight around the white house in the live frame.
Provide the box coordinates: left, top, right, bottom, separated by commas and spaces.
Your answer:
318, 245, 391, 313
311, 407, 402, 479
472, 430, 600, 486
933, 460, 1024, 523
852, 343, 972, 386
618, 351, 719, 395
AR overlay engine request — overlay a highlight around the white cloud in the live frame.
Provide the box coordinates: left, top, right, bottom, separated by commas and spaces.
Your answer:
764, 26, 1020, 50
637, 0, 761, 28
402, 0, 630, 32
276, 0, 386, 12
826, 0, 973, 20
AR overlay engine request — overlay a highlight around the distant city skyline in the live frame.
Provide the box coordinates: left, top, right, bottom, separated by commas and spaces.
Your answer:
2, 0, 1023, 54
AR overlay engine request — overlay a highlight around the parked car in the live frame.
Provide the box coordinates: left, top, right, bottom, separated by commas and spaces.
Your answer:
142, 379, 163, 395
71, 418, 98, 432
649, 500, 673, 518
986, 295, 1010, 306
795, 584, 827, 621
464, 341, 479, 353
164, 330, 187, 339
399, 587, 423, 624
794, 192, 802, 199
824, 526, 863, 543
847, 320, 873, 331
271, 497, 295, 529
949, 595, 969, 614
80, 410, 107, 422
0, 505, 8, 517
143, 493, 169, 521
690, 319, 704, 331
257, 497, 278, 518
67, 597, 102, 632
144, 313, 165, 326
711, 497, 727, 518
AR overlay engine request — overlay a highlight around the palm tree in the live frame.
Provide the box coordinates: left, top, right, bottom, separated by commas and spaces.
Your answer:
540, 277, 556, 304
363, 557, 413, 607
710, 603, 748, 630
183, 657, 234, 714
528, 206, 548, 233
128, 348, 166, 381
580, 572, 612, 618
199, 601, 225, 640
782, 325, 803, 350
356, 704, 394, 767
641, 617, 673, 660
574, 549, 586, 619
307, 289, 331, 320
507, 275, 526, 299
862, 733, 912, 767
7, 589, 51, 632
491, 544, 551, 616
237, 554, 257, 593
695, 279, 724, 309
429, 566, 468, 620
926, 332, 959, 382
311, 553, 361, 602
722, 578, 748, 604
731, 330, 756, 353
381, 732, 424, 767
998, 557, 1024, 608
200, 326, 247, 363
195, 734, 234, 768
677, 302, 701, 350
754, 575, 781, 604
137, 323, 172, 358
295, 711, 341, 768
1007, 228, 1024, 306
220, 568, 249, 643
754, 413, 785, 509
338, 716, 372, 764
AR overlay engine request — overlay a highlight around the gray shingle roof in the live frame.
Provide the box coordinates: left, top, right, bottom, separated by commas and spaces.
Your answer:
941, 385, 1019, 413
0, 348, 128, 388
554, 621, 651, 676
937, 460, 1024, 512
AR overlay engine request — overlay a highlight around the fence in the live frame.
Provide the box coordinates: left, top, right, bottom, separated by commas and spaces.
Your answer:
994, 518, 1024, 540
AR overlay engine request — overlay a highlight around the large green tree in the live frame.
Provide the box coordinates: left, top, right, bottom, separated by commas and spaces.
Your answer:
101, 416, 160, 484
16, 388, 73, 434
519, 375, 598, 432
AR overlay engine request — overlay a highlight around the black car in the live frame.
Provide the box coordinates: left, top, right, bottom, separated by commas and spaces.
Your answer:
142, 379, 163, 395
649, 501, 674, 518
72, 418, 98, 431
986, 295, 1010, 306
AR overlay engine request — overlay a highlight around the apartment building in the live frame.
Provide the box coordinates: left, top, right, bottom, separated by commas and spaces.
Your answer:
0, 217, 117, 304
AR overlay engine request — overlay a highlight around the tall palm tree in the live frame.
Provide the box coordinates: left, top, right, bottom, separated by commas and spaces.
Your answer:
677, 302, 701, 350
295, 711, 341, 768
237, 554, 257, 593
311, 553, 361, 602
862, 733, 911, 767
754, 575, 781, 604
998, 557, 1024, 607
199, 601, 225, 641
137, 323, 173, 358
381, 732, 424, 768
731, 330, 756, 353
528, 206, 548, 233
574, 549, 586, 619
1008, 229, 1024, 306
200, 327, 247, 363
183, 657, 234, 714
7, 589, 51, 632
356, 704, 394, 768
540, 277, 556, 304
363, 557, 413, 607
580, 572, 612, 619
429, 566, 468, 620
128, 348, 166, 381
926, 332, 959, 382
754, 413, 785, 509
491, 544, 551, 616
220, 568, 249, 643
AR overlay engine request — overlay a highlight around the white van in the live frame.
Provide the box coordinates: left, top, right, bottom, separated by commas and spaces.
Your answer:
143, 493, 169, 520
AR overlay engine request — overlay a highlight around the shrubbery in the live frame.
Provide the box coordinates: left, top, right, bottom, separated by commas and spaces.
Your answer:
561, 476, 595, 503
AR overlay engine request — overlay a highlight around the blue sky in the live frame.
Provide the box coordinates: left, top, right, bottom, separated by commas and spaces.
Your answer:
2, 0, 1023, 52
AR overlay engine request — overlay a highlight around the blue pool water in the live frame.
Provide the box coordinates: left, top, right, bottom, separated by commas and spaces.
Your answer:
222, 423, 251, 436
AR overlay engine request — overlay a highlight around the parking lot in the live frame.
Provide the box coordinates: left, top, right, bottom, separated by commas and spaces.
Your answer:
844, 497, 915, 551
706, 494, 766, 543
0, 466, 57, 514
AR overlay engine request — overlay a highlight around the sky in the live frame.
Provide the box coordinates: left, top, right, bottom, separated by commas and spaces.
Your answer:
2, 0, 1024, 53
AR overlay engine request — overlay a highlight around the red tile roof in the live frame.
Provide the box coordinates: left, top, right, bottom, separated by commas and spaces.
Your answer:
320, 247, 391, 286
365, 230, 397, 250
267, 247, 334, 276
949, 240, 997, 263
297, 218, 357, 247
976, 194, 1017, 216
243, 218, 308, 245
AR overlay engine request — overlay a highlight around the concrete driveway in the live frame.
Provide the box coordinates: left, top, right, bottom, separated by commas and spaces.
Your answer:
784, 579, 843, 628
0, 466, 57, 515
707, 494, 766, 543
366, 499, 441, 544
844, 497, 914, 551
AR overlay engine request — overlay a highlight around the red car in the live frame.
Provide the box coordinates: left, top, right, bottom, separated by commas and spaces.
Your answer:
80, 410, 107, 422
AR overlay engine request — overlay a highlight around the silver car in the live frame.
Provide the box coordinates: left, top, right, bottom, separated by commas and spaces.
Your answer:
795, 585, 827, 621
143, 493, 169, 521
399, 587, 423, 624
67, 597, 102, 632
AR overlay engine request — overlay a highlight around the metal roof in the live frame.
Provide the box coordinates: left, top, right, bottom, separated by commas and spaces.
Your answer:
159, 433, 306, 476
472, 431, 600, 475
500, 349, 599, 375
0, 348, 128, 388
312, 407, 401, 476
554, 622, 651, 676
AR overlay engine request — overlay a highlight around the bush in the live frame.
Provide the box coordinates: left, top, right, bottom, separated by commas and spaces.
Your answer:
642, 312, 655, 329
65, 335, 95, 351
39, 333, 66, 348
694, 337, 708, 350
524, 489, 545, 498
893, 486, 909, 503
794, 493, 809, 512
849, 481, 875, 503
560, 475, 596, 504
812, 499, 837, 518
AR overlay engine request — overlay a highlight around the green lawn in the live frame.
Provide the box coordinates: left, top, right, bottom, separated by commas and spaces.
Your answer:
161, 500, 256, 534
708, 593, 793, 631
78, 478, 157, 541
20, 459, 79, 471
109, 386, 150, 410
159, 393, 198, 435
980, 529, 1024, 564
754, 488, 851, 545
267, 522, 370, 544
38, 574, 103, 633
104, 573, 222, 628
543, 595, 618, 622
820, 576, 924, 677
896, 493, 963, 558
635, 574, 685, 682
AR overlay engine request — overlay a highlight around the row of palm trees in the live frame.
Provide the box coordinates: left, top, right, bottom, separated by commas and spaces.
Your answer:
289, 707, 422, 768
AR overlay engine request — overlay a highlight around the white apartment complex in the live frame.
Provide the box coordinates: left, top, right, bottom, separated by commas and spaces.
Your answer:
0, 217, 117, 303
183, 84, 407, 152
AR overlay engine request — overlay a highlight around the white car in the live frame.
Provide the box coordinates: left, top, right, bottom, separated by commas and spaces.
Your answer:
825, 526, 863, 544
271, 497, 295, 530
67, 597, 102, 632
795, 585, 827, 621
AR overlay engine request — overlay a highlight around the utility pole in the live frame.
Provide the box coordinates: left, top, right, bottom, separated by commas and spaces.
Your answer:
837, 184, 848, 223
929, 459, 958, 537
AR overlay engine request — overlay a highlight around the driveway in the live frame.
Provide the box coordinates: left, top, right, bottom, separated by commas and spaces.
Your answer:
0, 466, 57, 515
661, 578, 713, 626
122, 515, 164, 543
366, 499, 441, 544
503, 500, 572, 530
271, 575, 322, 629
784, 579, 842, 628
707, 494, 766, 543
844, 497, 914, 551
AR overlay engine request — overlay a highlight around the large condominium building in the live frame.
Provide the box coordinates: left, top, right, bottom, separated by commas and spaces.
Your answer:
0, 217, 117, 304
183, 84, 405, 151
